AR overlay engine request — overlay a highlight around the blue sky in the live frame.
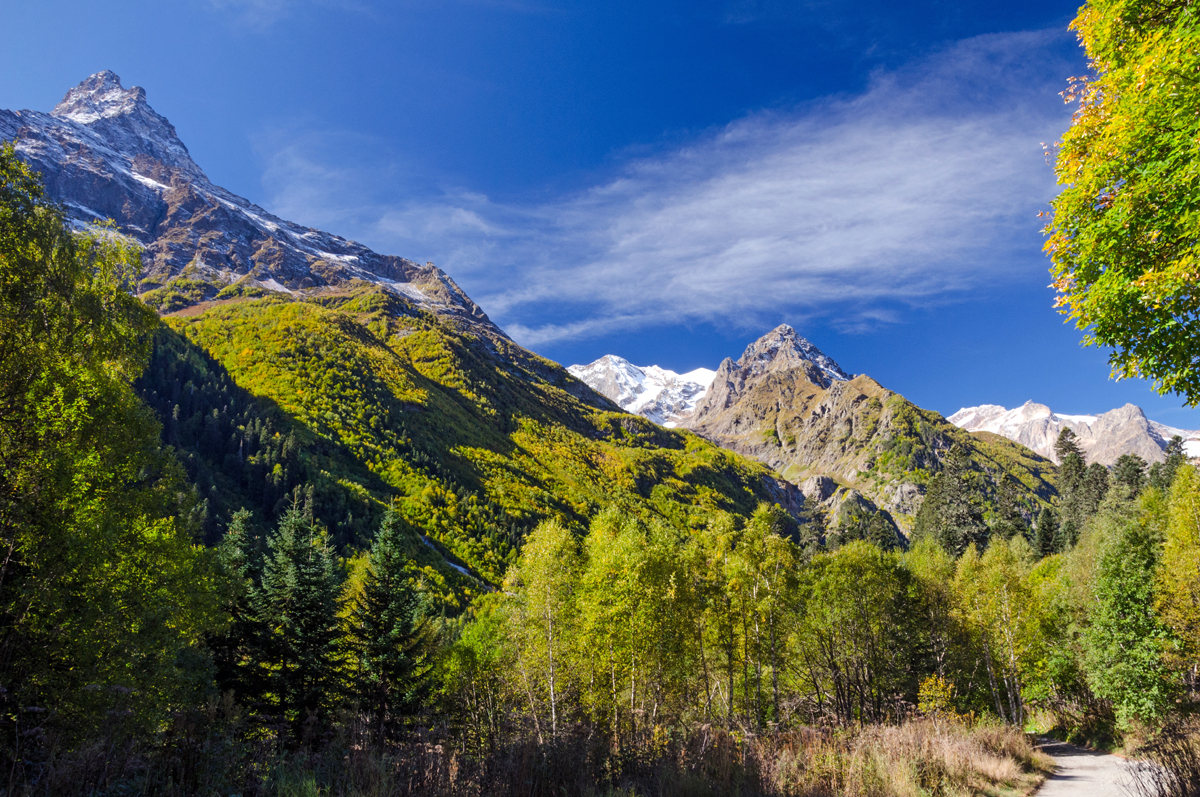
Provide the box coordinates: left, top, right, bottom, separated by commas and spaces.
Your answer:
7, 0, 1200, 427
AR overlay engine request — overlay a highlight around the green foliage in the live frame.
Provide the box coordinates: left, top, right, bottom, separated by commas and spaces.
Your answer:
1032, 506, 1059, 558
953, 537, 1042, 727
0, 144, 221, 747
1082, 507, 1177, 728
150, 287, 796, 598
1150, 435, 1188, 491
255, 496, 346, 738
1156, 465, 1200, 666
1113, 453, 1149, 494
348, 506, 435, 736
140, 272, 222, 313
1046, 0, 1200, 403
989, 474, 1030, 541
797, 541, 921, 724
911, 447, 987, 555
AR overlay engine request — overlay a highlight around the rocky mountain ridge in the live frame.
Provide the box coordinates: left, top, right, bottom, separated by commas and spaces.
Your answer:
0, 71, 497, 336
949, 401, 1200, 465
572, 326, 1056, 534
566, 355, 715, 426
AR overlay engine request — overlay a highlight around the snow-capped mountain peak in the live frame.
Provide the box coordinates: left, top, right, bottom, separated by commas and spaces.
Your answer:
736, 324, 851, 387
0, 71, 498, 335
949, 400, 1200, 464
567, 356, 716, 426
54, 70, 148, 123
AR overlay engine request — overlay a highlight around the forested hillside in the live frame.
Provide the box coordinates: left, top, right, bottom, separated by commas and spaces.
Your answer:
134, 285, 802, 606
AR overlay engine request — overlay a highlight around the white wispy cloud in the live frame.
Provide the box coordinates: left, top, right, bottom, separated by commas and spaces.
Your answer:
258, 29, 1079, 347
204, 0, 372, 28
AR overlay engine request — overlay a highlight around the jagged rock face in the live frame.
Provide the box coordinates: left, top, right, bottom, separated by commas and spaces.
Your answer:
566, 355, 715, 426
684, 327, 1056, 529
949, 400, 1200, 465
0, 71, 496, 335
694, 324, 851, 417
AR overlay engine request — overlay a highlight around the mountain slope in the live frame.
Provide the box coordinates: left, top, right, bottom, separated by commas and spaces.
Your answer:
683, 326, 1056, 531
1, 72, 811, 604
0, 71, 494, 334
567, 355, 716, 426
949, 401, 1200, 464
145, 287, 802, 602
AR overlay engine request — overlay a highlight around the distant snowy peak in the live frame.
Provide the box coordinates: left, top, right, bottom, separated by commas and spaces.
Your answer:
0, 71, 497, 335
736, 325, 851, 388
949, 400, 1200, 465
567, 355, 716, 426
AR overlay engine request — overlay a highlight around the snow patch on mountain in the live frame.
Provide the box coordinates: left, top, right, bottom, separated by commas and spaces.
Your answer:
568, 355, 716, 426
948, 400, 1200, 465
0, 71, 499, 335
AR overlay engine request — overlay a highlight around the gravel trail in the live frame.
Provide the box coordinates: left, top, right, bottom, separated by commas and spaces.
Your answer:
1035, 739, 1140, 797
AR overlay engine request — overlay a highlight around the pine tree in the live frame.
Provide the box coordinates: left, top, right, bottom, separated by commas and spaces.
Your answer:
1083, 462, 1111, 516
1056, 448, 1087, 549
210, 509, 270, 707
1113, 453, 1148, 495
865, 511, 901, 551
1032, 506, 1058, 558
912, 447, 986, 555
1149, 436, 1188, 492
990, 475, 1028, 541
349, 507, 433, 738
1054, 427, 1084, 462
257, 494, 344, 739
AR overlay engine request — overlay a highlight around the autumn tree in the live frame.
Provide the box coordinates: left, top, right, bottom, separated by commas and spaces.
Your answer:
1045, 0, 1200, 403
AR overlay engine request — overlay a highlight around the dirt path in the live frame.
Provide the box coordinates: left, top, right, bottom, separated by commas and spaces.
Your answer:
1035, 739, 1140, 797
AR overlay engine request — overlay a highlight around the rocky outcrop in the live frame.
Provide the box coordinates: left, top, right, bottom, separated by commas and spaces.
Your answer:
683, 328, 1056, 531
949, 401, 1200, 465
0, 71, 498, 337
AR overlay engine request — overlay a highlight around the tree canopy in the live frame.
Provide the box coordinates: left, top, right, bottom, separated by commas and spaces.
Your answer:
1046, 0, 1200, 402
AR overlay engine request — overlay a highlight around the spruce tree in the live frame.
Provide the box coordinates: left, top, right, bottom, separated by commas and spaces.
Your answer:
1032, 507, 1058, 558
990, 475, 1028, 541
1113, 453, 1148, 495
912, 447, 986, 555
210, 509, 270, 707
349, 507, 432, 738
1083, 462, 1111, 516
1054, 427, 1084, 462
865, 511, 901, 552
1149, 436, 1188, 492
1056, 448, 1087, 549
257, 495, 344, 739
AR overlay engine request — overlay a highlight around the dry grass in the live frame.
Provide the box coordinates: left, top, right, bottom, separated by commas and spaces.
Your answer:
760, 717, 1052, 797
2, 714, 1051, 796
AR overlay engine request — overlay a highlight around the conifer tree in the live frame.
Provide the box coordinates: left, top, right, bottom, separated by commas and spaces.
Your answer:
1149, 436, 1188, 492
1032, 507, 1058, 558
1054, 427, 1084, 462
1113, 453, 1148, 495
912, 447, 986, 555
1083, 462, 1111, 516
990, 475, 1028, 541
210, 509, 270, 706
865, 511, 901, 551
1055, 431, 1089, 549
349, 507, 432, 738
257, 493, 344, 738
